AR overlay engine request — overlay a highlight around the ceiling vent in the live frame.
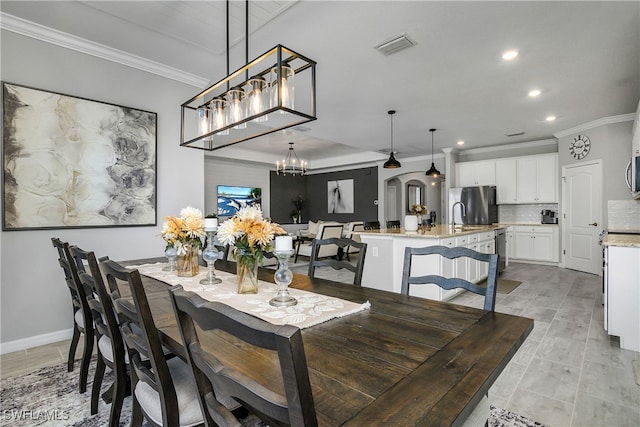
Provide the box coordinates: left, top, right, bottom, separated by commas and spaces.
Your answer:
505, 131, 525, 137
375, 33, 416, 55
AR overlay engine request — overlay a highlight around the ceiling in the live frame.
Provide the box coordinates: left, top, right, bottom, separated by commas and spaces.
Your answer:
2, 1, 639, 170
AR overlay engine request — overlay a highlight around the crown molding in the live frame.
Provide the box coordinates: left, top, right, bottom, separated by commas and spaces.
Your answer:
554, 113, 636, 138
0, 12, 210, 88
458, 138, 558, 155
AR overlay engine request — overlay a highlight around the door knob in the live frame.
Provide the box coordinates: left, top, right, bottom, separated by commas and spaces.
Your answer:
589, 222, 598, 226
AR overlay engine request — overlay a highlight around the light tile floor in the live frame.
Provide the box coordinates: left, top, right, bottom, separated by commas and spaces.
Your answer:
450, 262, 640, 427
2, 261, 639, 426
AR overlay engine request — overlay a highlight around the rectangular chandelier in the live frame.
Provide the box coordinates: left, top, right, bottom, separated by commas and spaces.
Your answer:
180, 44, 317, 151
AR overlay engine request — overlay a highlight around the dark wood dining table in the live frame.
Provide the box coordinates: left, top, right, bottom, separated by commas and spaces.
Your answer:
126, 258, 533, 427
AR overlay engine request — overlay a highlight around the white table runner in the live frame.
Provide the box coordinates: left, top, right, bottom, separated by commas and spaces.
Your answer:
129, 263, 370, 329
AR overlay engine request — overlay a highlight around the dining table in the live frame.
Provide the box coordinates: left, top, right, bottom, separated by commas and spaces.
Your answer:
123, 257, 533, 427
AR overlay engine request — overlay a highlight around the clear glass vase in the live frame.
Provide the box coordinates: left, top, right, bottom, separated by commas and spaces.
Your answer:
177, 245, 200, 277
236, 250, 259, 294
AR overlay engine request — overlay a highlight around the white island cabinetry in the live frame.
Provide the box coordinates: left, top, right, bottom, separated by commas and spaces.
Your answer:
603, 236, 640, 352
359, 227, 498, 302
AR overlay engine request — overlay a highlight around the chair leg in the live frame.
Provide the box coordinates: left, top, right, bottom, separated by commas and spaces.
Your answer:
109, 369, 128, 427
79, 329, 94, 394
130, 394, 144, 427
68, 325, 81, 372
91, 356, 106, 415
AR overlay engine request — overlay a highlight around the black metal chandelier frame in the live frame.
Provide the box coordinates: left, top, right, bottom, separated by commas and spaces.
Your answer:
180, 1, 317, 152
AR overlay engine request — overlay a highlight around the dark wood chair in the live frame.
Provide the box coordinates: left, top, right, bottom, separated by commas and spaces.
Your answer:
69, 246, 128, 427
386, 220, 401, 229
169, 286, 318, 427
51, 237, 94, 394
307, 238, 367, 286
400, 245, 499, 311
99, 259, 203, 427
363, 221, 380, 230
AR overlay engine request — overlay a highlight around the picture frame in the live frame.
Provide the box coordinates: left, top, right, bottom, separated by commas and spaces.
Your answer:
2, 82, 157, 230
327, 179, 354, 214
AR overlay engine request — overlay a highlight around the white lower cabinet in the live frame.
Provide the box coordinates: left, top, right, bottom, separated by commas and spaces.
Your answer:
604, 246, 640, 352
512, 226, 559, 263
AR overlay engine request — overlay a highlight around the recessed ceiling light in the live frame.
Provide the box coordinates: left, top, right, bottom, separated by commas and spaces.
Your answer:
457, 140, 465, 145
546, 115, 557, 122
502, 50, 518, 60
528, 89, 541, 97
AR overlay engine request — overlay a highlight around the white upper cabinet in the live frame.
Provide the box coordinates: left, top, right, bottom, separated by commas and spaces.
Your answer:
516, 154, 557, 203
456, 161, 496, 187
495, 159, 517, 204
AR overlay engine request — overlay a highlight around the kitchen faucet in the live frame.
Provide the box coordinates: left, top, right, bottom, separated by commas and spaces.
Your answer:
451, 201, 466, 228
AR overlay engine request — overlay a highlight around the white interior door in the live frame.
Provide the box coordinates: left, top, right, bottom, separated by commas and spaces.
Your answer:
562, 160, 602, 274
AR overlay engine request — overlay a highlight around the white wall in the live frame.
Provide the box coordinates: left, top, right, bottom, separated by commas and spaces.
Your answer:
557, 120, 635, 228
1, 31, 204, 351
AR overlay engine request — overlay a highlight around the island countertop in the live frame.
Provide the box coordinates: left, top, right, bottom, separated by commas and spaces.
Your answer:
355, 224, 505, 239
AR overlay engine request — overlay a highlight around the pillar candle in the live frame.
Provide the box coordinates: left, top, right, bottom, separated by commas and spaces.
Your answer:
275, 235, 293, 251
204, 218, 218, 231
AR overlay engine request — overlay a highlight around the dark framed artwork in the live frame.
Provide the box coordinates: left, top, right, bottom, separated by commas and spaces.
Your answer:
2, 82, 157, 230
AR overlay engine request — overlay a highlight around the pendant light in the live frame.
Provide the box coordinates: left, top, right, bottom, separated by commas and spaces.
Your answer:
383, 110, 401, 169
180, 0, 317, 151
425, 128, 441, 177
276, 142, 307, 176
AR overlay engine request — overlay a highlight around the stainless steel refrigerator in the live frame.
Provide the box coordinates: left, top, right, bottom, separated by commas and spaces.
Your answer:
449, 186, 498, 225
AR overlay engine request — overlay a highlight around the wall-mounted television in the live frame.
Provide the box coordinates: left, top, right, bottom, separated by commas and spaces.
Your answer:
217, 185, 262, 217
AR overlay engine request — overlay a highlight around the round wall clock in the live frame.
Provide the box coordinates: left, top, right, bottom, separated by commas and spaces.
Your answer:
569, 134, 591, 160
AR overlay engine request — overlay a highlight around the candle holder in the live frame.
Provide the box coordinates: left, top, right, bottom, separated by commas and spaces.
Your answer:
162, 247, 177, 272
269, 249, 297, 307
200, 230, 222, 285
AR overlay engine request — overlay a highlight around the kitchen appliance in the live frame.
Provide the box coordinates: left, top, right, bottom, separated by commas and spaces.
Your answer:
625, 154, 640, 199
448, 186, 498, 225
541, 209, 558, 224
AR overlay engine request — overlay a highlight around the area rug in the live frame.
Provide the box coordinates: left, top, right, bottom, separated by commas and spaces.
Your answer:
0, 359, 548, 426
477, 277, 523, 294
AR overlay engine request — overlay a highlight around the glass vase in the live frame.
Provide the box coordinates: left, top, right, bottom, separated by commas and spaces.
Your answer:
177, 245, 199, 277
236, 251, 259, 294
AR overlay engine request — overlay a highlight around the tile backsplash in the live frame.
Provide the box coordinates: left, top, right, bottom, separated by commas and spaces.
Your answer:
498, 204, 558, 224
608, 200, 640, 232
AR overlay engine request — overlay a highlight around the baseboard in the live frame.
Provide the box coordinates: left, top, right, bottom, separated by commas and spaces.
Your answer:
0, 328, 73, 355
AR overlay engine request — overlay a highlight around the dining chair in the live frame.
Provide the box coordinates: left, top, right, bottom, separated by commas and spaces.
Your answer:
51, 237, 94, 394
169, 286, 318, 427
385, 220, 401, 229
307, 237, 367, 286
295, 224, 344, 262
400, 245, 499, 311
363, 221, 380, 230
69, 246, 128, 427
344, 222, 364, 261
100, 259, 203, 427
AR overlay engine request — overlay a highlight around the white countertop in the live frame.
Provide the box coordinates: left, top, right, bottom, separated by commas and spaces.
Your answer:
603, 234, 640, 248
356, 224, 505, 239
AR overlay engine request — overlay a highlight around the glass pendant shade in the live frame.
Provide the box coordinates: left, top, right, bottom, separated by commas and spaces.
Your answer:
197, 106, 212, 136
247, 76, 267, 122
270, 62, 295, 111
383, 110, 401, 169
210, 97, 229, 136
227, 87, 247, 129
425, 128, 441, 176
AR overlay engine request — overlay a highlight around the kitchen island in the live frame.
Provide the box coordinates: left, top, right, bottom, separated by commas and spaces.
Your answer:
602, 233, 640, 352
356, 225, 505, 301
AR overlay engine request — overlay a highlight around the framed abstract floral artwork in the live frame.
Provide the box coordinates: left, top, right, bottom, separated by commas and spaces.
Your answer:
2, 82, 157, 230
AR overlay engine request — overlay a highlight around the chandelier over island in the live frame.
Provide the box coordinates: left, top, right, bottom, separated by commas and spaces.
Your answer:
180, 2, 316, 151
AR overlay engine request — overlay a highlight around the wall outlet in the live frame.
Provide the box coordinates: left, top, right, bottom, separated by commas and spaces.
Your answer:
372, 247, 378, 256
